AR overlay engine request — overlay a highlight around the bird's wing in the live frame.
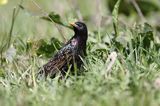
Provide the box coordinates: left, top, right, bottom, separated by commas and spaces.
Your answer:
40, 40, 78, 77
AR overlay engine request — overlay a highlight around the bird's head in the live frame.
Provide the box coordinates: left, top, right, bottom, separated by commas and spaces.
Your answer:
70, 22, 88, 39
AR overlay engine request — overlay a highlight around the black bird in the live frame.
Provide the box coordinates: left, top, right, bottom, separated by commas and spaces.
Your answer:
38, 22, 88, 78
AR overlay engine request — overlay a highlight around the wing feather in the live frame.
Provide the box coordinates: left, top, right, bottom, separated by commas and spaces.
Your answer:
39, 40, 78, 77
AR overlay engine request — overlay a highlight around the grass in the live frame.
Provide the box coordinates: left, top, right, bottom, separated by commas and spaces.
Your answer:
0, 0, 160, 106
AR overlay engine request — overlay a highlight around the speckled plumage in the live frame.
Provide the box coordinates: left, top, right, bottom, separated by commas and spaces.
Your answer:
38, 22, 88, 78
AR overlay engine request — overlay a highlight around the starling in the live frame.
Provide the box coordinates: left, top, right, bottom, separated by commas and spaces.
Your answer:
38, 22, 88, 78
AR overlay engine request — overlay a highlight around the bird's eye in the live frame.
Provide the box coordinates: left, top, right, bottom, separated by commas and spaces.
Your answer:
77, 24, 83, 29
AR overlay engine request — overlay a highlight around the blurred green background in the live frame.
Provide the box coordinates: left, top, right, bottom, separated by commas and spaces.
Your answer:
1, 0, 160, 41
0, 0, 160, 106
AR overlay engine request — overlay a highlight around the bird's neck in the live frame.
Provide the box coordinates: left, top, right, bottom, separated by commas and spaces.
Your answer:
76, 31, 87, 39
75, 35, 87, 44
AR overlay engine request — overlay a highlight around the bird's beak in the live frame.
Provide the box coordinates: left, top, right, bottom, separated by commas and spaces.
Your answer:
70, 22, 78, 28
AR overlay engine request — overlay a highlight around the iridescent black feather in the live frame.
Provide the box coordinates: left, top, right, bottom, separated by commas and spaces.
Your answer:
38, 22, 88, 78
